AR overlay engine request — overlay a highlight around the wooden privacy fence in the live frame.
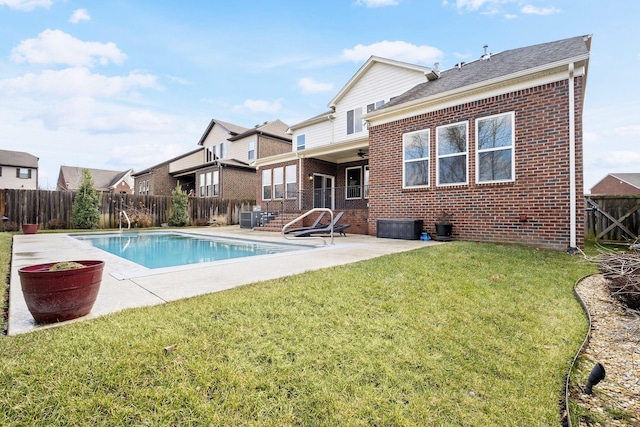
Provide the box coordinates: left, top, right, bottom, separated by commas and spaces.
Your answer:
0, 189, 255, 229
585, 195, 640, 243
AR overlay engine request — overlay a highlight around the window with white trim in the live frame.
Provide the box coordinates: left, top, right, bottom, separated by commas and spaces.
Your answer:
364, 165, 370, 198
346, 166, 362, 199
476, 112, 515, 183
367, 100, 385, 113
212, 170, 219, 196
205, 172, 212, 196
285, 164, 296, 199
199, 173, 205, 197
262, 169, 272, 200
403, 129, 430, 188
248, 140, 255, 160
437, 122, 468, 186
347, 107, 362, 135
139, 180, 149, 195
296, 134, 305, 151
273, 167, 284, 199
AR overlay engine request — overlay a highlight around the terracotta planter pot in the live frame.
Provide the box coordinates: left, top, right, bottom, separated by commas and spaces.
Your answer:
21, 224, 39, 234
18, 260, 104, 323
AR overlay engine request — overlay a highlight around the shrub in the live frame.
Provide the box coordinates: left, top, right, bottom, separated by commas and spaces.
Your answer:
3, 221, 18, 232
46, 218, 67, 230
167, 184, 189, 227
597, 252, 640, 310
124, 202, 153, 228
71, 169, 100, 229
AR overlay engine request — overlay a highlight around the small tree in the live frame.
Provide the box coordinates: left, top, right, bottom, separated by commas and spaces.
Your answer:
168, 184, 189, 227
72, 169, 100, 229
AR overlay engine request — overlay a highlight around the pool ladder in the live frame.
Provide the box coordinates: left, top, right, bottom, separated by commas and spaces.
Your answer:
119, 210, 131, 232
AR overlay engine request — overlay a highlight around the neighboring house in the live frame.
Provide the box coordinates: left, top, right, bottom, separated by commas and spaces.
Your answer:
0, 149, 39, 190
255, 35, 592, 250
590, 173, 640, 195
133, 119, 291, 199
57, 166, 134, 194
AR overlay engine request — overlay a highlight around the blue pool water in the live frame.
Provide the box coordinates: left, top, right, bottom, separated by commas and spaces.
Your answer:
73, 232, 307, 269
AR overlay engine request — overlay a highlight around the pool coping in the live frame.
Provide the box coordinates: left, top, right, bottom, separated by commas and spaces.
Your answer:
9, 226, 438, 335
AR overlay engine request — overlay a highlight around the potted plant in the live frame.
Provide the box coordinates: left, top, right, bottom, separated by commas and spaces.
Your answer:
21, 223, 40, 234
18, 260, 104, 323
434, 211, 453, 241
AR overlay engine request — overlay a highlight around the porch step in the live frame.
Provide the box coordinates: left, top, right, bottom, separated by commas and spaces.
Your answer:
255, 212, 304, 232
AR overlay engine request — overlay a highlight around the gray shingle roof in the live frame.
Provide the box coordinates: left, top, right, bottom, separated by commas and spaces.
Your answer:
59, 166, 132, 191
609, 173, 640, 189
0, 149, 38, 168
380, 35, 591, 110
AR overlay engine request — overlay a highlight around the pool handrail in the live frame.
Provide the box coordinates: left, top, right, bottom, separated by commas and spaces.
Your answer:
119, 210, 131, 233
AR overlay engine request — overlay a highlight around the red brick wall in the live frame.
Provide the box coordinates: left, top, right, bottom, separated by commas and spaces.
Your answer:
222, 167, 256, 200
368, 77, 585, 250
591, 176, 640, 195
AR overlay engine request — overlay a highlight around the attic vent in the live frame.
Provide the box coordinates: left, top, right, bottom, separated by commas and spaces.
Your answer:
425, 68, 440, 81
456, 62, 466, 69
481, 44, 491, 60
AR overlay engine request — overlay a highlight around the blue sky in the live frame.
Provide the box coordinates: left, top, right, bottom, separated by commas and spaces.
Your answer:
0, 0, 637, 192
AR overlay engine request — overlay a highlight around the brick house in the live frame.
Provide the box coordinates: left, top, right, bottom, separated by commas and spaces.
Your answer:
133, 119, 291, 199
590, 173, 640, 195
255, 35, 591, 250
0, 149, 38, 190
57, 166, 134, 194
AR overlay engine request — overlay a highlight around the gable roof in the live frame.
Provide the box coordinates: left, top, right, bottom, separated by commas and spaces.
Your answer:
228, 119, 291, 142
59, 166, 133, 191
603, 173, 640, 190
329, 56, 433, 108
370, 35, 591, 116
0, 149, 38, 168
197, 119, 250, 146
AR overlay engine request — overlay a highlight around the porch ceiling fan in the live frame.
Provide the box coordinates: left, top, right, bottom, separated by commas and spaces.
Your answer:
357, 149, 369, 158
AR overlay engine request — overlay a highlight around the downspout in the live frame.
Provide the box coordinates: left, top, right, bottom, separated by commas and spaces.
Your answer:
296, 153, 303, 211
568, 62, 577, 253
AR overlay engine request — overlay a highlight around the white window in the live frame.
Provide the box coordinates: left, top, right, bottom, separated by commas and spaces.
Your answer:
248, 140, 255, 160
285, 164, 296, 199
199, 173, 205, 197
367, 100, 385, 113
296, 134, 305, 151
273, 167, 284, 199
437, 122, 468, 186
262, 169, 272, 200
206, 147, 214, 162
364, 165, 370, 198
205, 172, 212, 196
346, 167, 362, 199
212, 170, 219, 196
403, 129, 430, 188
17, 168, 31, 179
138, 180, 149, 195
347, 107, 362, 135
476, 112, 515, 183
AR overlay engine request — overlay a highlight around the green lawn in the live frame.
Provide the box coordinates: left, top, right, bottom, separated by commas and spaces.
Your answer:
0, 233, 595, 426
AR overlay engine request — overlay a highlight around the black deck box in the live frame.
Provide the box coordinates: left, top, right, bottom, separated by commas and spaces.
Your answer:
376, 219, 423, 240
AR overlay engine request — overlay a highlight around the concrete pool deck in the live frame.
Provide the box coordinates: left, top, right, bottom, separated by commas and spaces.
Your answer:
9, 226, 439, 335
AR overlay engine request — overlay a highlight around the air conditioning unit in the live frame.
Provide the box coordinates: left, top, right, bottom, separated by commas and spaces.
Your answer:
240, 211, 259, 228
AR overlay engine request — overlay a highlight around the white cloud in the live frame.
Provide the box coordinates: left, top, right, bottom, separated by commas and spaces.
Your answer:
504, 13, 517, 19
450, 0, 490, 11
0, 0, 51, 11
356, 0, 399, 7
599, 150, 640, 167
521, 5, 560, 15
0, 67, 161, 98
342, 40, 443, 65
11, 29, 126, 67
614, 125, 640, 137
69, 8, 91, 23
233, 99, 282, 113
297, 77, 334, 94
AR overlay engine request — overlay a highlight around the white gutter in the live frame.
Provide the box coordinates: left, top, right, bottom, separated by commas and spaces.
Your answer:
568, 62, 577, 252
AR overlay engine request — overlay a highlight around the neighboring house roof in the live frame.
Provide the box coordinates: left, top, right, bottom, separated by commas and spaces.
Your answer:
591, 173, 640, 193
328, 56, 433, 108
132, 148, 202, 176
228, 119, 291, 142
373, 35, 591, 114
197, 119, 250, 146
287, 110, 335, 132
0, 149, 38, 168
59, 166, 133, 191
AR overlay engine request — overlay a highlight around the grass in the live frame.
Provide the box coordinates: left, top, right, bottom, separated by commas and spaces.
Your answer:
0, 234, 596, 426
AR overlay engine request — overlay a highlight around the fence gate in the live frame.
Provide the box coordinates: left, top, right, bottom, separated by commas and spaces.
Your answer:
585, 196, 640, 243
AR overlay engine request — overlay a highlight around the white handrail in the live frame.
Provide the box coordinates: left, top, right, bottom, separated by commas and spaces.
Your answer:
281, 208, 334, 245
119, 210, 131, 233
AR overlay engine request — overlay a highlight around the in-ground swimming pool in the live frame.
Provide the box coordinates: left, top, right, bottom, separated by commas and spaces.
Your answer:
73, 232, 309, 269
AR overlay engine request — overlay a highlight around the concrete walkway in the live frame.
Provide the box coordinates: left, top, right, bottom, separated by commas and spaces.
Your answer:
9, 226, 438, 335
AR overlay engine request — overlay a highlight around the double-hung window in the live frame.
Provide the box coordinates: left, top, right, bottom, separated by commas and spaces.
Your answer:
347, 107, 362, 135
212, 171, 219, 196
205, 172, 212, 196
364, 165, 370, 198
17, 168, 31, 179
262, 169, 272, 200
346, 167, 362, 199
437, 122, 468, 186
273, 167, 284, 199
403, 129, 430, 188
285, 165, 296, 198
476, 112, 515, 183
248, 140, 255, 160
296, 134, 305, 151
199, 174, 205, 197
